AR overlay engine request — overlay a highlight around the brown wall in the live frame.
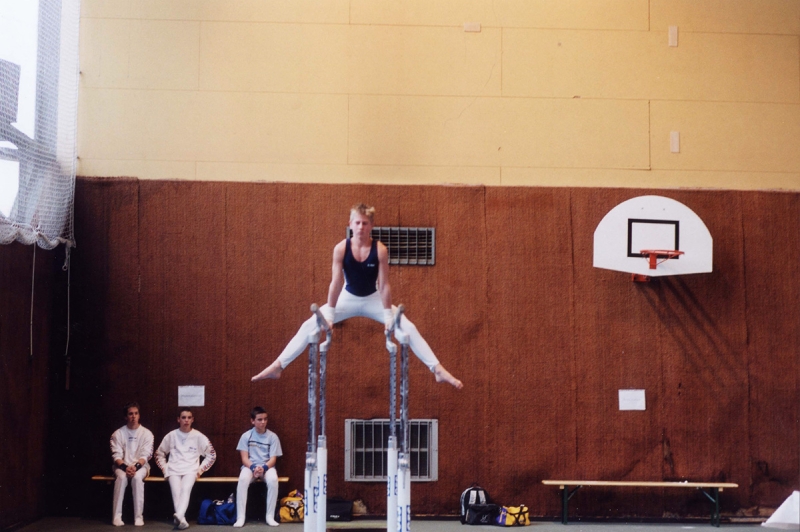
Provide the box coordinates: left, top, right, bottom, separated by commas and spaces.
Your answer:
46, 178, 799, 521
0, 243, 58, 529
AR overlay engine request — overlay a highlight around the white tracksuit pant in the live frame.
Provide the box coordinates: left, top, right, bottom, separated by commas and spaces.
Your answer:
236, 467, 279, 524
113, 467, 148, 520
168, 474, 197, 521
277, 290, 440, 370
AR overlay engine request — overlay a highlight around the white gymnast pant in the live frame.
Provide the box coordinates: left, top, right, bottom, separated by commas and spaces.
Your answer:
236, 467, 279, 523
167, 473, 197, 521
276, 290, 440, 371
113, 467, 147, 520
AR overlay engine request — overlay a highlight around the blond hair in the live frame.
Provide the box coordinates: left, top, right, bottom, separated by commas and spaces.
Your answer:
350, 203, 375, 223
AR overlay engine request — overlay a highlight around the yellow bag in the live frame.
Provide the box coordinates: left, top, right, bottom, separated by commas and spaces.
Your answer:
495, 505, 530, 526
280, 490, 304, 523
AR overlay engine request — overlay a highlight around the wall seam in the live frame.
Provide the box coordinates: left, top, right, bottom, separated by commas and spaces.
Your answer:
568, 188, 579, 466
739, 190, 755, 503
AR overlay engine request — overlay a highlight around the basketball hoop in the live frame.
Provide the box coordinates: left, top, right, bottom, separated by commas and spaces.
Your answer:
630, 250, 685, 282
640, 249, 684, 270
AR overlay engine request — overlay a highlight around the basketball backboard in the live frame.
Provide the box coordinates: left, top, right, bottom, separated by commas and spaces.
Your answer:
593, 195, 713, 278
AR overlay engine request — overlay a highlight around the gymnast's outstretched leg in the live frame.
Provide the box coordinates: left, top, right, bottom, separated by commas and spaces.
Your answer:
251, 311, 322, 381
251, 294, 378, 381
252, 293, 462, 388
355, 291, 463, 389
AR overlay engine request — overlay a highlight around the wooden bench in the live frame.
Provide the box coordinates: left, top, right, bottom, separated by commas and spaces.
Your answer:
542, 480, 738, 527
92, 475, 289, 484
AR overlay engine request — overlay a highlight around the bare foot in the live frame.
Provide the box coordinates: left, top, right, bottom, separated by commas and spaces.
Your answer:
251, 360, 283, 381
434, 364, 463, 389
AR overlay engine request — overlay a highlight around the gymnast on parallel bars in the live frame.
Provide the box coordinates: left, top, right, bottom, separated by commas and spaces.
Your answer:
252, 203, 463, 390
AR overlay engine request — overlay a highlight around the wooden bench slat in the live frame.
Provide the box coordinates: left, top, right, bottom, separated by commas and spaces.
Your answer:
542, 480, 738, 489
92, 475, 289, 483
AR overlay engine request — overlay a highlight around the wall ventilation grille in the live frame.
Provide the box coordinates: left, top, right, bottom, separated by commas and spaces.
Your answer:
347, 227, 436, 265
344, 418, 438, 482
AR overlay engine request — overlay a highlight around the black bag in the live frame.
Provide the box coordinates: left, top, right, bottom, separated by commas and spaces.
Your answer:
465, 503, 501, 525
326, 498, 353, 522
460, 484, 492, 524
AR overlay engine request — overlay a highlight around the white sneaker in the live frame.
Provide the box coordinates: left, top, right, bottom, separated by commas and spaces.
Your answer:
178, 518, 190, 530
266, 517, 280, 527
233, 520, 245, 528
134, 516, 144, 526
173, 513, 179, 525
112, 516, 124, 527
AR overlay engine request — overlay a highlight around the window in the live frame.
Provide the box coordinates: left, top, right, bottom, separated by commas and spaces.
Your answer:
347, 227, 436, 265
344, 419, 438, 482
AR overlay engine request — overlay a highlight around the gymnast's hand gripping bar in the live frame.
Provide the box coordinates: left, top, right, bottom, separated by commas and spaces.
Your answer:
387, 304, 405, 334
310, 304, 331, 440
310, 304, 332, 334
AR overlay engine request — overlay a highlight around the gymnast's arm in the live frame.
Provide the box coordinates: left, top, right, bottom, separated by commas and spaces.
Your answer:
324, 241, 347, 327
377, 242, 393, 328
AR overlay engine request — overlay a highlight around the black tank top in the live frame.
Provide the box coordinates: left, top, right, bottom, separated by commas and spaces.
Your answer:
343, 238, 379, 296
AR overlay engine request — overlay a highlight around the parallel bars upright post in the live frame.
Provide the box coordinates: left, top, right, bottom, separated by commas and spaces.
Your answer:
306, 304, 331, 532
387, 305, 411, 532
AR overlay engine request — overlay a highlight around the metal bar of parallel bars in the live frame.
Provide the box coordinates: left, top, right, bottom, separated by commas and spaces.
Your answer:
306, 304, 332, 532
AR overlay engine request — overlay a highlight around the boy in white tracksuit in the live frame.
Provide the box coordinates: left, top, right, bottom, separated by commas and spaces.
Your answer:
156, 409, 217, 530
109, 402, 154, 527
234, 406, 283, 528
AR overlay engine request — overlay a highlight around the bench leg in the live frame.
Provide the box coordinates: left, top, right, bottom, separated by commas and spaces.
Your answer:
698, 487, 721, 527
712, 487, 720, 527
560, 486, 581, 525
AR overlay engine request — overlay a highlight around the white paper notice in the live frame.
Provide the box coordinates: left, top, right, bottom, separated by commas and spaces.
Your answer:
178, 386, 205, 407
619, 389, 646, 411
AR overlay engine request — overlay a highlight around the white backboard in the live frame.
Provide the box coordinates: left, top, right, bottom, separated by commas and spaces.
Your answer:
594, 195, 713, 277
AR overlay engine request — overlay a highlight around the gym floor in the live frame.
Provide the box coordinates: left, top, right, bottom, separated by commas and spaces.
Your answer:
16, 518, 766, 532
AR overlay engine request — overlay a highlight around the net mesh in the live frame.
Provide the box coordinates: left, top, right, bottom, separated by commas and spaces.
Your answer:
0, 0, 79, 250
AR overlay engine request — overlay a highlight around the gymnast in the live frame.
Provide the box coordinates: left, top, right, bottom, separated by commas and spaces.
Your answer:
252, 203, 463, 389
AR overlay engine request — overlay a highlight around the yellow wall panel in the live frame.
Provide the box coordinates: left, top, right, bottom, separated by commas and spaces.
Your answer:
348, 96, 648, 168
503, 30, 799, 102
351, 0, 648, 30
199, 23, 349, 93
644, 170, 800, 190
651, 0, 800, 35
78, 159, 198, 180
348, 26, 501, 96
196, 162, 500, 185
80, 19, 200, 90
76, 0, 800, 190
79, 89, 348, 164
197, 93, 348, 164
79, 19, 130, 88
503, 29, 652, 99
81, 0, 349, 24
648, 33, 799, 103
492, 0, 648, 30
79, 89, 204, 161
348, 96, 499, 167
500, 167, 800, 190
651, 101, 800, 173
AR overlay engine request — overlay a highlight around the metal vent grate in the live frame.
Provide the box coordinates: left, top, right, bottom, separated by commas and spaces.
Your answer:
344, 419, 438, 482
347, 227, 435, 265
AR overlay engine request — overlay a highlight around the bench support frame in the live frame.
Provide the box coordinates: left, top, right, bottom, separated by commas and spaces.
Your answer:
553, 484, 728, 527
